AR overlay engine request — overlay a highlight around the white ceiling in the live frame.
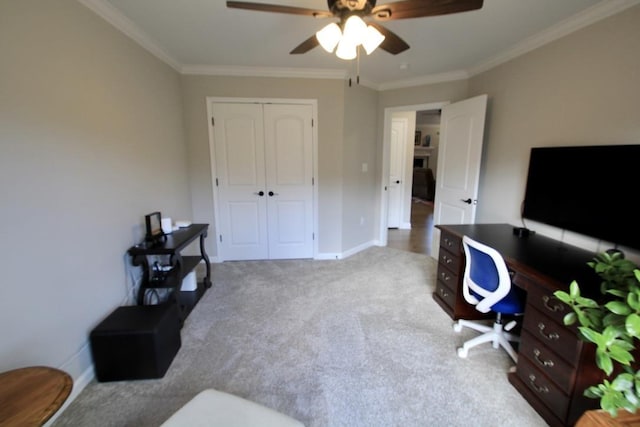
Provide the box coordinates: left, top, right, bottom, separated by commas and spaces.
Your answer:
80, 0, 638, 89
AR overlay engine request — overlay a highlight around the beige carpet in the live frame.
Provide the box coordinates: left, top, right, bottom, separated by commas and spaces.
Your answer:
53, 246, 547, 427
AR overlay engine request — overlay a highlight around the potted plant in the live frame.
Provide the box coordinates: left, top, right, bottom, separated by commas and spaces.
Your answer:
554, 251, 640, 420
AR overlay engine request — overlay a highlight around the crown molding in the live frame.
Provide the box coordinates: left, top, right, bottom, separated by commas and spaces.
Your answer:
467, 0, 640, 77
181, 64, 348, 80
376, 70, 470, 91
76, 0, 182, 71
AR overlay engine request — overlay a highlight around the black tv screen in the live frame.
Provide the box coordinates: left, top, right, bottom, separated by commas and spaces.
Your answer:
522, 144, 640, 251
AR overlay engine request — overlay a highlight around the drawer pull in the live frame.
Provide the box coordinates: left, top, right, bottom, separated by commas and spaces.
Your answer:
538, 323, 560, 340
533, 348, 555, 368
443, 238, 454, 248
542, 295, 565, 313
442, 256, 453, 265
439, 287, 449, 298
440, 272, 451, 282
528, 374, 549, 394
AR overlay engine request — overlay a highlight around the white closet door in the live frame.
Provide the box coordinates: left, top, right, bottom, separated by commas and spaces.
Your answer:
263, 104, 314, 259
212, 103, 268, 261
211, 102, 314, 261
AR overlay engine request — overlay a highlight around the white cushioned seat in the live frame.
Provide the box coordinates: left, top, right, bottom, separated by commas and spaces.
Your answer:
161, 389, 305, 427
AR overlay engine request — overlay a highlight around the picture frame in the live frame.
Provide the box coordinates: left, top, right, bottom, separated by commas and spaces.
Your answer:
414, 131, 422, 146
144, 211, 163, 242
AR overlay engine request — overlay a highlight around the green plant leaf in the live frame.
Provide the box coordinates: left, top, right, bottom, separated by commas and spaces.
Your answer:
554, 290, 571, 304
576, 296, 599, 308
579, 327, 603, 345
585, 385, 603, 398
606, 301, 632, 315
596, 349, 614, 375
625, 313, 640, 339
569, 280, 580, 298
628, 292, 640, 311
611, 374, 634, 391
563, 312, 577, 325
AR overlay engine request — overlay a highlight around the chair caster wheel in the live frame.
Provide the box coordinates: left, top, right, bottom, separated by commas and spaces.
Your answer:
457, 347, 468, 358
453, 322, 462, 333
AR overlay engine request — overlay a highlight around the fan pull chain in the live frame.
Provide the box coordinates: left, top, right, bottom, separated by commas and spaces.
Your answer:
356, 46, 360, 85
348, 47, 360, 87
347, 48, 361, 87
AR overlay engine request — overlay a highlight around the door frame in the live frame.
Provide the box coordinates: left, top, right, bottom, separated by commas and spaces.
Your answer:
378, 101, 448, 249
206, 97, 319, 261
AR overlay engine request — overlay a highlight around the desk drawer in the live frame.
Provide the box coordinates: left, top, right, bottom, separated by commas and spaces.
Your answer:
526, 284, 572, 327
436, 263, 459, 289
516, 355, 570, 421
435, 280, 456, 309
440, 231, 461, 253
438, 247, 461, 273
523, 306, 581, 366
519, 329, 574, 393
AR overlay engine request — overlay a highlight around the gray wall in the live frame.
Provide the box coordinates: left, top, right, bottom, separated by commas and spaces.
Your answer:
469, 4, 640, 262
0, 0, 191, 377
342, 83, 379, 252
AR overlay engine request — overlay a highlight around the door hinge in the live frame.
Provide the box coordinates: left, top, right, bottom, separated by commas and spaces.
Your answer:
219, 235, 222, 242
311, 118, 314, 127
312, 177, 314, 186
216, 178, 219, 187
211, 117, 214, 126
312, 232, 315, 240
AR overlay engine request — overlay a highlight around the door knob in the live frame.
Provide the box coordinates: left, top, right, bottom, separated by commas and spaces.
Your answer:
254, 191, 265, 196
461, 198, 472, 204
268, 191, 278, 197
395, 180, 401, 184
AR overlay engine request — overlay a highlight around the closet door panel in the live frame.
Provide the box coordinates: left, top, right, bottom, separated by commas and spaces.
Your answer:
212, 103, 268, 260
264, 104, 314, 259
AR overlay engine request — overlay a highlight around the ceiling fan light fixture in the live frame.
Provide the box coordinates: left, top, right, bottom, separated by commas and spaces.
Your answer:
342, 15, 368, 45
335, 38, 357, 60
362, 25, 385, 55
316, 22, 341, 53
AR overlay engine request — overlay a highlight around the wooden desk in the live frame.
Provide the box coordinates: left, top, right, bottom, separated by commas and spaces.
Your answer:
0, 366, 72, 426
128, 224, 212, 324
434, 223, 602, 427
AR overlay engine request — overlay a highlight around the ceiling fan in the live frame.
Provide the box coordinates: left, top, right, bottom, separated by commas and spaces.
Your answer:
226, 0, 484, 58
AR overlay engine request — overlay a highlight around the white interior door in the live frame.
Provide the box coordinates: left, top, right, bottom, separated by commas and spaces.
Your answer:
264, 104, 314, 259
388, 117, 407, 228
212, 103, 268, 261
212, 102, 314, 261
432, 94, 488, 256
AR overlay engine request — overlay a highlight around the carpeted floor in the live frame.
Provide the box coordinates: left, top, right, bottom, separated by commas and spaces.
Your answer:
53, 246, 547, 427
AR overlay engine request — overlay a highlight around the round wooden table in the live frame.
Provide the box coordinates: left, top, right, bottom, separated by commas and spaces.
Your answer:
0, 366, 72, 426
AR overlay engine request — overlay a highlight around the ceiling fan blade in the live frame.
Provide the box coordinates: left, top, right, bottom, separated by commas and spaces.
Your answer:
371, 0, 483, 20
368, 22, 409, 55
226, 1, 333, 18
290, 35, 319, 54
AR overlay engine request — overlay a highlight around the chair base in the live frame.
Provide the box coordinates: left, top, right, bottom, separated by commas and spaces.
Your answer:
453, 317, 520, 363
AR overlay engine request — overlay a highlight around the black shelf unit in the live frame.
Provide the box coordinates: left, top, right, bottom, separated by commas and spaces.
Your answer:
127, 224, 212, 325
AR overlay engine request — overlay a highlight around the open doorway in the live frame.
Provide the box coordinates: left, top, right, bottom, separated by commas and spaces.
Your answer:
380, 102, 446, 256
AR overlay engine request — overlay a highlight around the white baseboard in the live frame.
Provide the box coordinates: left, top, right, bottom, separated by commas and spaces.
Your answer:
315, 240, 377, 260
45, 344, 95, 426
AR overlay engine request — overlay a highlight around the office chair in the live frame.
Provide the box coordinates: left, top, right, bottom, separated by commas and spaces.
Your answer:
453, 235, 526, 363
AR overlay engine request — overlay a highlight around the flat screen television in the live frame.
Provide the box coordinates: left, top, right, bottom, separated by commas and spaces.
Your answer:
522, 144, 640, 251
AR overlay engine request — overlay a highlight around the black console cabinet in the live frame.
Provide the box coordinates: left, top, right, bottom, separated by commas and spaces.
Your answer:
127, 224, 212, 325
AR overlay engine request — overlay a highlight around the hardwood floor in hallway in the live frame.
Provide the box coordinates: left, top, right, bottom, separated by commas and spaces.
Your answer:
387, 199, 434, 255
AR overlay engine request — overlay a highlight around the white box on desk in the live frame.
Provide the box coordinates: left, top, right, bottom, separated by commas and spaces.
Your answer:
181, 271, 197, 291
